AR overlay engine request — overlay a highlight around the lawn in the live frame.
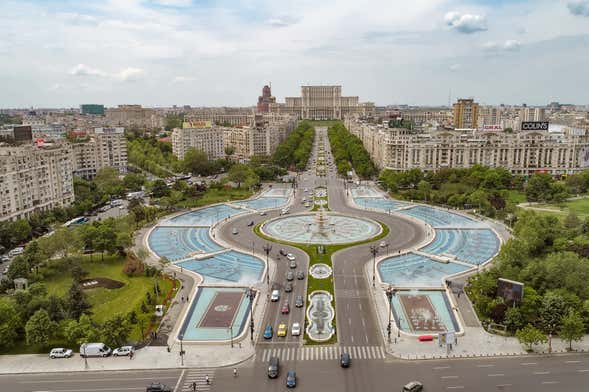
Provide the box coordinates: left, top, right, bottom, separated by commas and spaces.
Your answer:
523, 197, 589, 220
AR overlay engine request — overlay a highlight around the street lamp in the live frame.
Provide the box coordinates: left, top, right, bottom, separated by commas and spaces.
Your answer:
248, 287, 256, 341
370, 245, 379, 288
263, 243, 272, 289
385, 243, 390, 257
229, 325, 234, 348
251, 240, 255, 256
179, 334, 185, 366
386, 285, 394, 343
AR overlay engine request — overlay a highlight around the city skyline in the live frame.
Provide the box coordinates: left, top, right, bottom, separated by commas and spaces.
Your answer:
1, 0, 589, 107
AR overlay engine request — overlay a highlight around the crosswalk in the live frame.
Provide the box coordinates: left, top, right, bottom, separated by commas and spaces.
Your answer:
258, 345, 385, 362
179, 369, 215, 392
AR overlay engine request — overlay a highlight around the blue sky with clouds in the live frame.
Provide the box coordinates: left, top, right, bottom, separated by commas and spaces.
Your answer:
1, 0, 588, 107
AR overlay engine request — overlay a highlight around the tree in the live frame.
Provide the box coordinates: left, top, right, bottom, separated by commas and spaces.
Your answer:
560, 310, 585, 351
538, 292, 567, 334
564, 212, 581, 230
503, 306, 525, 333
516, 324, 547, 351
25, 309, 55, 346
151, 179, 170, 198
100, 314, 132, 347
67, 283, 91, 320
0, 298, 21, 350
224, 145, 235, 160
123, 173, 146, 191
94, 167, 124, 196
63, 314, 99, 345
227, 164, 259, 188
182, 148, 211, 175
525, 173, 554, 202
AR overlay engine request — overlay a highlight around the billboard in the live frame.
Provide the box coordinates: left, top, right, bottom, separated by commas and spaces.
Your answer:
497, 278, 524, 304
482, 125, 502, 131
182, 121, 212, 129
521, 121, 549, 131
579, 147, 589, 168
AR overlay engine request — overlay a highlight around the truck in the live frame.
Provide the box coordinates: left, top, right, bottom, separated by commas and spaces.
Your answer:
80, 343, 112, 358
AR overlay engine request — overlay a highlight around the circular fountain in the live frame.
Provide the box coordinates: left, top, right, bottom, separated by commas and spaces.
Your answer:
261, 208, 381, 245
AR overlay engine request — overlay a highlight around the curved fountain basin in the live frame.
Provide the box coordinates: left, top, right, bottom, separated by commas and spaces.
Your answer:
261, 212, 381, 245
309, 263, 332, 279
306, 291, 335, 342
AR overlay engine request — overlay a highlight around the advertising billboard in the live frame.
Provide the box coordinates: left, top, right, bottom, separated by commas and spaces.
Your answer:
182, 121, 212, 129
482, 125, 502, 131
521, 121, 549, 131
497, 278, 524, 304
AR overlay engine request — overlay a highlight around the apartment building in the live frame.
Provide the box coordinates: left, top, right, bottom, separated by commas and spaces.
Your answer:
105, 105, 164, 128
171, 125, 225, 160
0, 144, 74, 222
72, 127, 128, 179
453, 99, 479, 129
345, 118, 589, 175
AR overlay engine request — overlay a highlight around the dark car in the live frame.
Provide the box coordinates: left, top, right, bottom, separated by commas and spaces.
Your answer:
402, 381, 423, 392
280, 249, 288, 256
263, 325, 273, 339
295, 295, 304, 308
146, 383, 171, 392
268, 356, 280, 378
286, 370, 297, 388
340, 352, 351, 368
281, 302, 290, 314
286, 271, 294, 281
247, 220, 254, 227
296, 271, 305, 280
284, 282, 293, 292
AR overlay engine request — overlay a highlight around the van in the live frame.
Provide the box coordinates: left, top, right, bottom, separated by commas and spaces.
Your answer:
8, 247, 24, 257
80, 343, 112, 358
267, 356, 280, 378
271, 290, 280, 302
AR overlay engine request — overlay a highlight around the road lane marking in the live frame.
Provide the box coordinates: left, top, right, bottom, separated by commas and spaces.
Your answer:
434, 366, 451, 370
521, 362, 537, 365
22, 377, 179, 384
362, 318, 366, 327
477, 364, 494, 367
533, 371, 550, 375
441, 376, 459, 379
577, 369, 589, 373
565, 360, 581, 364
173, 370, 185, 392
446, 386, 464, 389
488, 374, 504, 377
541, 381, 559, 385
496, 384, 512, 388
32, 388, 144, 392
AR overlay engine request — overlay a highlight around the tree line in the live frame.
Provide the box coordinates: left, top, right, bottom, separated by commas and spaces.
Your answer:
327, 122, 377, 179
273, 121, 315, 171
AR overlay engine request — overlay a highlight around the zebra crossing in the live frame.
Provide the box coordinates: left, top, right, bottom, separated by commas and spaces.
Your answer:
258, 345, 385, 362
179, 369, 215, 392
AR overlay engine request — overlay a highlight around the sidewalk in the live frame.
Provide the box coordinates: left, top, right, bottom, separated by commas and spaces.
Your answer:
0, 344, 255, 375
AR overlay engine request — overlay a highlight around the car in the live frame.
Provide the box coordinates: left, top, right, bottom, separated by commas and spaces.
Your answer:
247, 220, 254, 227
263, 325, 273, 339
296, 271, 305, 280
1, 255, 10, 263
286, 370, 297, 388
277, 323, 287, 337
402, 381, 424, 392
289, 260, 297, 269
284, 282, 293, 292
281, 302, 290, 314
340, 352, 351, 368
113, 346, 134, 357
380, 241, 387, 248
49, 348, 73, 359
271, 290, 280, 302
232, 228, 238, 235
268, 356, 280, 378
291, 322, 301, 336
146, 382, 172, 392
286, 271, 294, 281
295, 295, 304, 307
260, 211, 267, 216
280, 249, 288, 256
287, 253, 295, 261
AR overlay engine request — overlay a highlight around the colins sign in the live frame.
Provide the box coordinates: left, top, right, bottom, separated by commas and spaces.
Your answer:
521, 121, 549, 131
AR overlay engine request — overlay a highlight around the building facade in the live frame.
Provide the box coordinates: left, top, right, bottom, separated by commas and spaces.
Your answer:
453, 99, 479, 129
72, 127, 128, 179
269, 85, 374, 120
80, 104, 105, 115
0, 144, 74, 222
257, 85, 276, 113
106, 105, 163, 128
346, 118, 589, 175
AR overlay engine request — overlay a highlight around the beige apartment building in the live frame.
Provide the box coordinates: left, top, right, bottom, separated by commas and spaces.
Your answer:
72, 127, 128, 179
453, 99, 479, 129
0, 144, 74, 222
269, 85, 374, 120
345, 118, 589, 175
106, 105, 164, 128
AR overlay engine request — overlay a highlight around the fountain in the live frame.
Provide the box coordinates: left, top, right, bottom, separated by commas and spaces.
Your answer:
306, 291, 335, 342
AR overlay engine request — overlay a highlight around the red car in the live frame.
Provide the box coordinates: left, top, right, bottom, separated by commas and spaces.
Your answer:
281, 302, 290, 314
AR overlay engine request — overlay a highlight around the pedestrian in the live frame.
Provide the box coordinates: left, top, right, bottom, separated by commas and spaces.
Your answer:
205, 375, 210, 384
457, 291, 461, 298
187, 296, 189, 302
233, 367, 238, 377
181, 295, 184, 302
129, 350, 134, 360
192, 381, 197, 391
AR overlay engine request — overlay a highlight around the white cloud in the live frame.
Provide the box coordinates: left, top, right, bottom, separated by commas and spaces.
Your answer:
152, 0, 193, 7
449, 64, 461, 72
266, 15, 300, 27
444, 11, 487, 34
116, 67, 145, 81
568, 0, 589, 16
69, 64, 107, 77
172, 76, 196, 83
483, 40, 522, 53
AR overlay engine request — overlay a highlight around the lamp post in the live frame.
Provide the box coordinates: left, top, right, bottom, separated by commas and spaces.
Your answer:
248, 287, 256, 341
370, 245, 379, 288
251, 240, 255, 256
179, 334, 185, 366
385, 243, 390, 257
83, 343, 88, 369
263, 243, 272, 289
386, 285, 394, 343
229, 325, 234, 348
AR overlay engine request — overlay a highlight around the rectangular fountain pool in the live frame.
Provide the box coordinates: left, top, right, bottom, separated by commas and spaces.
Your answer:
378, 253, 470, 287
177, 250, 264, 284
391, 290, 459, 334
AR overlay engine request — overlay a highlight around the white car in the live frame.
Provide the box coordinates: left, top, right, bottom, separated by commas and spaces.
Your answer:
50, 348, 73, 359
113, 346, 134, 357
291, 322, 301, 336
271, 290, 280, 302
379, 241, 387, 248
286, 253, 296, 261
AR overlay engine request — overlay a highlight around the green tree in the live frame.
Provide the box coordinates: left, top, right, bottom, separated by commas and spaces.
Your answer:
0, 298, 21, 350
224, 145, 235, 160
560, 310, 585, 350
503, 306, 525, 333
63, 314, 100, 345
151, 179, 170, 198
182, 148, 211, 175
516, 324, 547, 351
94, 167, 124, 196
539, 292, 567, 334
100, 314, 132, 347
123, 173, 146, 191
227, 164, 259, 188
67, 283, 91, 320
25, 309, 55, 346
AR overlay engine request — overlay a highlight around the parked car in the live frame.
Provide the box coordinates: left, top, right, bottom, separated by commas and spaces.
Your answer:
340, 352, 351, 368
279, 249, 288, 256
286, 271, 294, 281
286, 370, 297, 388
281, 302, 290, 314
146, 382, 172, 392
286, 253, 296, 261
49, 348, 73, 359
402, 381, 424, 392
263, 325, 273, 339
284, 282, 293, 292
291, 322, 301, 336
80, 343, 111, 358
113, 346, 134, 357
277, 323, 287, 337
247, 221, 254, 227
379, 241, 387, 248
296, 271, 305, 280
271, 290, 280, 302
289, 260, 297, 269
232, 228, 238, 235
295, 295, 304, 308
260, 211, 267, 216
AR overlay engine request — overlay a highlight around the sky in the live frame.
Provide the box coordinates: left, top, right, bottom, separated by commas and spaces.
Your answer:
1, 0, 589, 108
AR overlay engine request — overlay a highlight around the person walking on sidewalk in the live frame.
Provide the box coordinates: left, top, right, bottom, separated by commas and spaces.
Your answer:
233, 368, 238, 377
191, 381, 196, 391
205, 375, 210, 385
129, 350, 134, 360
